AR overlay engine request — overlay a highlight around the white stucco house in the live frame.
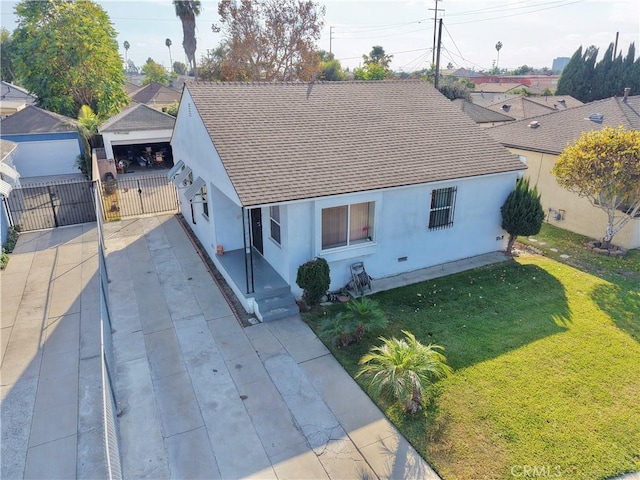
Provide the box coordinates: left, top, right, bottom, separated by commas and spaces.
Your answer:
170, 81, 526, 321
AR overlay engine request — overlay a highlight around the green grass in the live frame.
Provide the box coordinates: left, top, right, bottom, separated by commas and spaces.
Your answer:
303, 225, 640, 480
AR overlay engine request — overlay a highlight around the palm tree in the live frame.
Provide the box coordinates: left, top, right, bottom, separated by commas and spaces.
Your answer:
495, 41, 503, 73
123, 40, 130, 65
173, 0, 201, 79
76, 105, 100, 176
356, 330, 452, 414
165, 38, 173, 73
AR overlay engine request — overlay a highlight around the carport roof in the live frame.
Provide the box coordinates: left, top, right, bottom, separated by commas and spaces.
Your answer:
0, 105, 78, 135
100, 103, 176, 133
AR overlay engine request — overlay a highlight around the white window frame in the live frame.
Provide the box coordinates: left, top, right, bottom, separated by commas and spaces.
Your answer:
270, 205, 281, 245
320, 201, 375, 251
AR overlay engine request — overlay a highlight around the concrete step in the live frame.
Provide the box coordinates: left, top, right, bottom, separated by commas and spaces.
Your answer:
253, 284, 292, 301
255, 292, 299, 322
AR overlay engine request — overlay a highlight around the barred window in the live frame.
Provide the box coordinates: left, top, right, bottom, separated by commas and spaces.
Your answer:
429, 187, 457, 230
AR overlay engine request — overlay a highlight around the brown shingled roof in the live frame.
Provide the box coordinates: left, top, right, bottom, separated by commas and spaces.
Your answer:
130, 82, 181, 106
185, 81, 525, 206
487, 95, 640, 155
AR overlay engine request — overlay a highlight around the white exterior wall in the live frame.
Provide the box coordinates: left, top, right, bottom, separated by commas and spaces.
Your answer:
102, 129, 173, 160
171, 87, 242, 269
265, 172, 519, 297
12, 140, 80, 177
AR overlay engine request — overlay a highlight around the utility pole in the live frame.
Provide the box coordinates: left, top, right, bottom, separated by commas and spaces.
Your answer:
429, 0, 443, 65
434, 18, 443, 89
329, 26, 334, 55
613, 31, 619, 59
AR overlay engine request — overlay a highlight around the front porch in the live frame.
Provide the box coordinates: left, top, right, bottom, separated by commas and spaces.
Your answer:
215, 248, 299, 322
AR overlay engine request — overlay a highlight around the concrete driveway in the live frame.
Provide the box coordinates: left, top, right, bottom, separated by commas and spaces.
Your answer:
1, 214, 440, 479
105, 214, 440, 479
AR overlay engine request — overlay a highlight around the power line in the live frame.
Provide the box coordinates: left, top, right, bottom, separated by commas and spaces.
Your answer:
448, 0, 583, 25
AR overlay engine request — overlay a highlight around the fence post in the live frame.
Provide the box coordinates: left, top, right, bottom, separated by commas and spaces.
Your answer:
47, 185, 59, 227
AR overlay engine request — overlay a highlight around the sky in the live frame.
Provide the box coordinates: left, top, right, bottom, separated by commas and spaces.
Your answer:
1, 0, 639, 73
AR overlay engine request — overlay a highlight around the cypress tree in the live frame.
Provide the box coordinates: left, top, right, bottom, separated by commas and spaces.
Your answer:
501, 178, 545, 255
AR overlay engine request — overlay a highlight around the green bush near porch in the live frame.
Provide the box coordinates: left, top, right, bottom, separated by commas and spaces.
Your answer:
303, 225, 640, 479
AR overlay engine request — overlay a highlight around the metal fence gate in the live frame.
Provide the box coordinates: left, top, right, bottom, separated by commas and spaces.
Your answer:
101, 173, 178, 221
5, 179, 96, 231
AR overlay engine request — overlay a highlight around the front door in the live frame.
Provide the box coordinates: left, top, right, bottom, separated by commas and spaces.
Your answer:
250, 208, 263, 255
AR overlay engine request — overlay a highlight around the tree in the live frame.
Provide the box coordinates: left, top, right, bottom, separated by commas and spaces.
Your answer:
356, 330, 452, 414
495, 41, 503, 71
216, 0, 325, 82
353, 63, 388, 81
165, 38, 173, 70
317, 50, 345, 81
75, 105, 100, 176
125, 59, 139, 75
1, 28, 15, 82
500, 177, 545, 254
12, 0, 128, 119
174, 0, 202, 79
437, 76, 472, 101
556, 45, 598, 102
123, 40, 130, 65
141, 58, 170, 85
363, 45, 392, 69
512, 64, 533, 76
173, 61, 188, 75
552, 126, 640, 249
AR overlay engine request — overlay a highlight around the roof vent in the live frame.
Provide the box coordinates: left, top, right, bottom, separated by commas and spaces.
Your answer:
502, 104, 511, 112
588, 113, 604, 123
528, 120, 540, 128
558, 99, 566, 105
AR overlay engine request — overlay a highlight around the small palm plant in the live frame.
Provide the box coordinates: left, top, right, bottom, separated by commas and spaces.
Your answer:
344, 296, 388, 342
356, 330, 453, 414
319, 297, 388, 347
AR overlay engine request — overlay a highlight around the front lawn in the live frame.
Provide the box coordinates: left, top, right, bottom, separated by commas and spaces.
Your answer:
303, 227, 640, 479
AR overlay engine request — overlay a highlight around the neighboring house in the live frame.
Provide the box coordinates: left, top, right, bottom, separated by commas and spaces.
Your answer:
1, 140, 20, 243
0, 81, 37, 117
129, 82, 181, 111
470, 92, 521, 108
474, 83, 529, 94
452, 98, 515, 127
99, 103, 176, 169
0, 106, 82, 178
170, 81, 526, 319
486, 95, 583, 120
488, 92, 640, 249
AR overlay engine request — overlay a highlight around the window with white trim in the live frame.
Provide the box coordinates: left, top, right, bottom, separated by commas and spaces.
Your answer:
429, 187, 457, 230
201, 185, 209, 218
322, 202, 374, 250
270, 206, 281, 245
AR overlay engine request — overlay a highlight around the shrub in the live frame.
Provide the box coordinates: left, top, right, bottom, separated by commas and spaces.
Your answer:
319, 296, 388, 347
3, 226, 19, 253
296, 257, 330, 306
357, 330, 453, 413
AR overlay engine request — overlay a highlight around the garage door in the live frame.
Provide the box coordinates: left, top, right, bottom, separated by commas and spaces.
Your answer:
12, 139, 81, 177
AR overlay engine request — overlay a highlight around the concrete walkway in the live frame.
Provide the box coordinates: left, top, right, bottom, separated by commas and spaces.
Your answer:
1, 224, 104, 479
105, 214, 441, 479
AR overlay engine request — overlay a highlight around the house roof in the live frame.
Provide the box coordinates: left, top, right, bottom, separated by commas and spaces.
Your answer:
100, 103, 176, 132
129, 82, 181, 106
1, 139, 18, 162
123, 82, 141, 95
0, 105, 78, 135
470, 92, 521, 107
452, 98, 515, 124
486, 95, 583, 120
185, 81, 525, 207
0, 81, 37, 102
487, 95, 640, 155
474, 83, 528, 94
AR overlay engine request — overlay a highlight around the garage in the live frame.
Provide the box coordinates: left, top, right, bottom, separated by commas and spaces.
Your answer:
99, 104, 176, 173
